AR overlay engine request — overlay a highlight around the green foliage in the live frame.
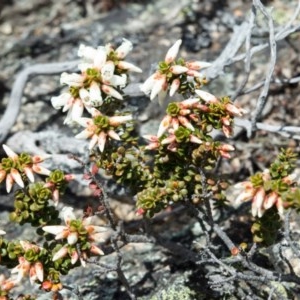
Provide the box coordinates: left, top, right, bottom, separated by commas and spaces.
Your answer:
9, 183, 59, 227
251, 207, 282, 246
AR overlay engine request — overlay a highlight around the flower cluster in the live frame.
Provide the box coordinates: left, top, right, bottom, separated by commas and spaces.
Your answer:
0, 144, 51, 193
50, 39, 140, 153
233, 149, 298, 219
43, 207, 107, 267
143, 93, 243, 154
140, 39, 211, 104
75, 108, 132, 152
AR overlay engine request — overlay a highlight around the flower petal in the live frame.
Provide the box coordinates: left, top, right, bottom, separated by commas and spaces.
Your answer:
115, 38, 133, 59
62, 206, 76, 224
195, 90, 218, 103
170, 65, 188, 74
3, 144, 18, 160
24, 167, 35, 182
42, 225, 66, 235
165, 39, 182, 64
52, 246, 68, 261
98, 131, 108, 152
157, 115, 172, 138
101, 85, 123, 100
31, 165, 51, 176
94, 46, 107, 69
117, 61, 142, 73
169, 78, 180, 97
10, 168, 24, 188
108, 130, 121, 141
67, 232, 78, 245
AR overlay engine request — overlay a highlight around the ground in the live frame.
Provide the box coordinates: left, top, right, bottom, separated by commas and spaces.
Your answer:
0, 0, 300, 299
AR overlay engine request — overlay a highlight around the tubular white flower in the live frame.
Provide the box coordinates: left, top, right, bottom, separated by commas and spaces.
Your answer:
157, 115, 172, 138
109, 115, 132, 126
178, 116, 195, 131
115, 38, 133, 59
140, 73, 156, 95
10, 168, 24, 188
51, 93, 71, 110
186, 61, 212, 70
89, 82, 103, 106
170, 65, 188, 74
101, 61, 115, 81
98, 131, 107, 152
3, 144, 18, 160
93, 46, 107, 70
78, 44, 97, 60
108, 130, 121, 141
117, 61, 142, 73
71, 99, 84, 120
6, 174, 14, 193
169, 78, 180, 96
195, 89, 218, 103
89, 135, 99, 150
150, 75, 167, 100
165, 39, 182, 64
101, 85, 123, 100
52, 245, 68, 261
62, 206, 76, 224
60, 72, 85, 87
105, 74, 127, 87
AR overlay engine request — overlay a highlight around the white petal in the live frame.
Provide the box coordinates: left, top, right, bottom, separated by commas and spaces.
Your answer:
101, 61, 115, 81
89, 134, 99, 150
51, 93, 71, 109
115, 38, 133, 59
3, 144, 18, 160
71, 99, 84, 120
60, 72, 84, 87
170, 65, 188, 74
195, 90, 218, 103
117, 61, 142, 73
75, 128, 94, 139
61, 206, 76, 224
89, 82, 102, 106
109, 115, 132, 126
157, 115, 172, 138
107, 74, 127, 87
140, 74, 156, 95
150, 75, 166, 100
78, 62, 93, 72
78, 44, 97, 60
94, 46, 107, 69
169, 79, 180, 97
75, 117, 93, 128
32, 164, 51, 176
102, 85, 123, 100
165, 39, 182, 63
98, 132, 107, 152
186, 60, 212, 70
79, 88, 90, 103
67, 232, 78, 245
10, 169, 24, 188
108, 130, 121, 141
52, 246, 68, 261
43, 225, 66, 235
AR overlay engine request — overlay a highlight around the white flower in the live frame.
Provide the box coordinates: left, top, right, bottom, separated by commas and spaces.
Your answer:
51, 93, 84, 124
